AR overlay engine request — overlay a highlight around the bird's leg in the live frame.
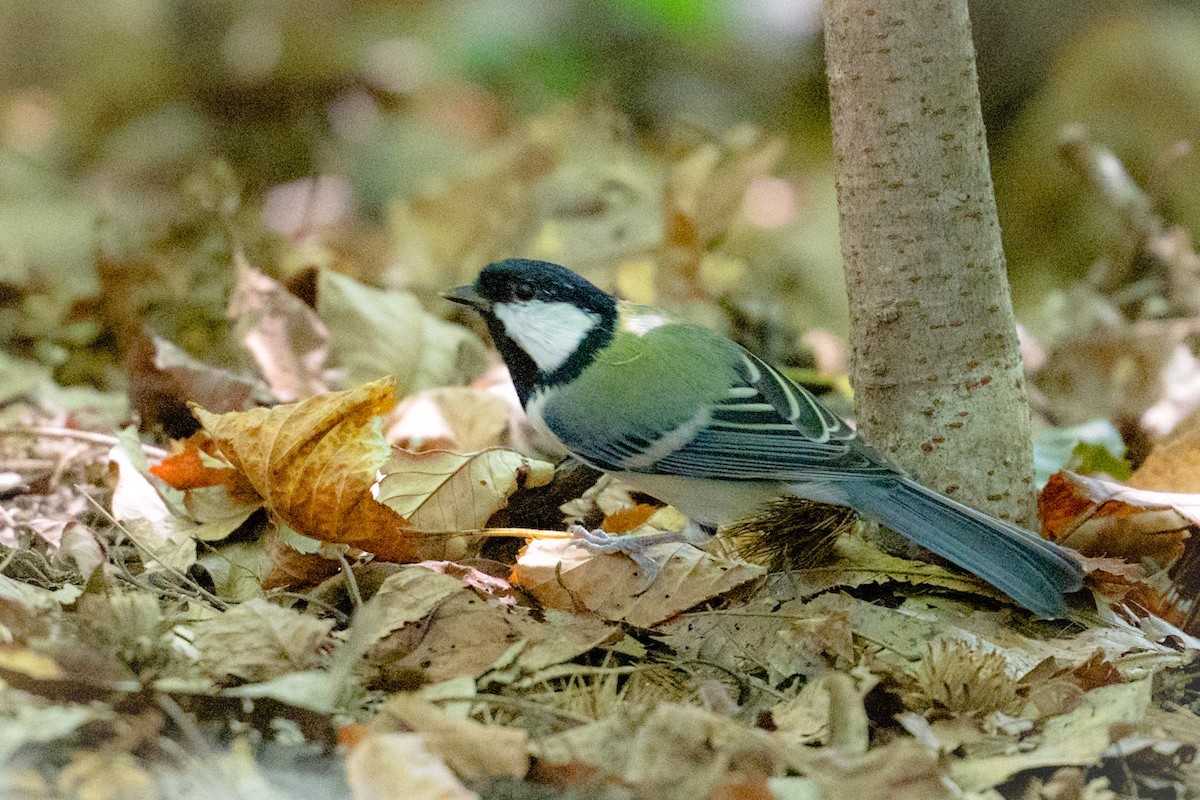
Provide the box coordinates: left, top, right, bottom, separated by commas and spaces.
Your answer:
569, 519, 718, 587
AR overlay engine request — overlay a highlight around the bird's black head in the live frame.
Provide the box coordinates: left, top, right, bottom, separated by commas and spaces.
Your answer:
445, 259, 618, 404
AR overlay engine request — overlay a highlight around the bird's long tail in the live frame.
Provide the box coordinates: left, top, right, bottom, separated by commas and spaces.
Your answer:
843, 477, 1084, 617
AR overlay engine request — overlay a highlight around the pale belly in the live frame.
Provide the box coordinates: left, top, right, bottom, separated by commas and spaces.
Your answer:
612, 472, 790, 528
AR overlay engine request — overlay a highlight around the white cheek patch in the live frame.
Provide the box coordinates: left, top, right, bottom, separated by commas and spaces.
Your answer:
493, 300, 600, 373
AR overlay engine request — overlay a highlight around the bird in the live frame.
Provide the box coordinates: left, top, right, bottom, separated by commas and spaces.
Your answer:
444, 258, 1084, 617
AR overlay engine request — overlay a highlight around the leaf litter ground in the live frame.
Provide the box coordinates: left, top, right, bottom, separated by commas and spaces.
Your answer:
3, 110, 1200, 800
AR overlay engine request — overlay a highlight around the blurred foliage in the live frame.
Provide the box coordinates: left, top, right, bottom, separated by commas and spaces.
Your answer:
995, 6, 1200, 311
2, 0, 1200, 402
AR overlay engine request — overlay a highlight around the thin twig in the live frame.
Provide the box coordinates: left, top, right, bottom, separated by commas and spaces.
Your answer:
81, 490, 229, 611
428, 693, 593, 725
273, 591, 350, 624
337, 551, 362, 610
0, 426, 170, 460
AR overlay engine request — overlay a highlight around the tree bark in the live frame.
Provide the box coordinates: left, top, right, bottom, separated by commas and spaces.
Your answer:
823, 0, 1035, 524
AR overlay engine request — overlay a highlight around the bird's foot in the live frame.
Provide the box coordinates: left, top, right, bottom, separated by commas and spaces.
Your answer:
569, 524, 676, 586
569, 521, 718, 589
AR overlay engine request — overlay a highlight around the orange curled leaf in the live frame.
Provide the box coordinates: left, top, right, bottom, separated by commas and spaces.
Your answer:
191, 377, 439, 563
150, 433, 243, 491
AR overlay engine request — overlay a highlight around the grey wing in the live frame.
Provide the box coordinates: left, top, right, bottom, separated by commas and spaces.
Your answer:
553, 347, 897, 482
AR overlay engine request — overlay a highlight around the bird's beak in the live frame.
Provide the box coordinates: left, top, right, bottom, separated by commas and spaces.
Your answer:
441, 284, 488, 309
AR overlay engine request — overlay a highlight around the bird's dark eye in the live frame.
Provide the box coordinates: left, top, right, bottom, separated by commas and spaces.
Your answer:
513, 282, 535, 301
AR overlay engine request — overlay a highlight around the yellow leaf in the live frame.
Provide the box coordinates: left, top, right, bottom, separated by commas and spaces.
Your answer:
192, 378, 440, 562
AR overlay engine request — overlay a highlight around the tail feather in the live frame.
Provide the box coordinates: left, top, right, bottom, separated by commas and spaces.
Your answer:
843, 478, 1083, 617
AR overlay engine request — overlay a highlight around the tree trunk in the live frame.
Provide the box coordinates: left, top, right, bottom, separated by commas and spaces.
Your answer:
823, 0, 1035, 524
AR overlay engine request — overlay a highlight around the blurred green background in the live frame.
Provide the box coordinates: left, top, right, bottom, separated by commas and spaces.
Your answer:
3, 0, 1200, 391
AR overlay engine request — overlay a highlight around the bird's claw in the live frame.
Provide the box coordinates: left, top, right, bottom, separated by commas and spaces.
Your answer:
569, 524, 666, 588
569, 524, 628, 553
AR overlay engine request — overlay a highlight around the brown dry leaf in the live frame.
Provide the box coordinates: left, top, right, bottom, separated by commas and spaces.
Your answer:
657, 588, 834, 682
345, 734, 475, 800
0, 642, 136, 704
708, 775, 777, 800
352, 567, 466, 653
107, 441, 197, 573
372, 694, 529, 781
149, 433, 250, 493
192, 598, 335, 684
369, 583, 614, 683
621, 704, 786, 800
765, 604, 856, 678
800, 737, 954, 800
0, 701, 104, 765
374, 447, 553, 541
127, 333, 269, 430
949, 680, 1153, 792
528, 717, 634, 784
192, 378, 441, 563
1065, 651, 1125, 691
771, 677, 838, 748
817, 534, 1012, 602
1130, 408, 1200, 493
1040, 471, 1192, 566
150, 433, 263, 542
259, 525, 341, 590
345, 732, 477, 800
387, 387, 512, 452
514, 538, 765, 628
316, 269, 489, 396
669, 127, 786, 245
229, 253, 330, 402
1033, 318, 1187, 428
659, 128, 784, 304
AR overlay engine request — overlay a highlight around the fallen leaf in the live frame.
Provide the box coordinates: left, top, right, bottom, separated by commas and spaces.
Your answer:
150, 433, 248, 492
352, 566, 465, 653
800, 737, 954, 800
192, 598, 335, 683
56, 750, 157, 800
128, 333, 269, 436
764, 600, 856, 678
195, 539, 269, 601
259, 525, 341, 590
107, 439, 197, 573
514, 538, 765, 628
387, 386, 511, 452
372, 694, 529, 780
345, 732, 477, 800
229, 253, 330, 402
1129, 407, 1200, 492
1033, 316, 1185, 427
622, 703, 785, 800
193, 378, 446, 562
950, 680, 1153, 792
369, 583, 613, 683
316, 269, 489, 396
1040, 471, 1191, 567
374, 447, 553, 545
0, 702, 103, 763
